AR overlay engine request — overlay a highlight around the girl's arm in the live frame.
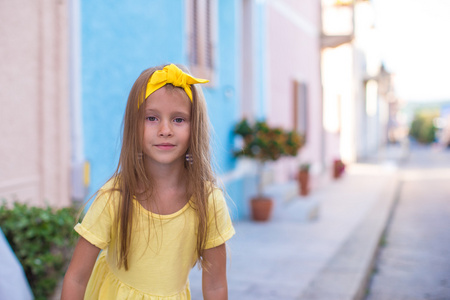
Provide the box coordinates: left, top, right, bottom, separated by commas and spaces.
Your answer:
202, 243, 228, 300
61, 237, 101, 300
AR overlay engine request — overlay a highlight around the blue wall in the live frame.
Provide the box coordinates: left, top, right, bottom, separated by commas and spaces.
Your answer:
82, 0, 188, 196
256, 3, 267, 119
81, 0, 244, 217
207, 0, 240, 174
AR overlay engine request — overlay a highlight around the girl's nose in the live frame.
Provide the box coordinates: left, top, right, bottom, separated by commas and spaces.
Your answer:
158, 121, 173, 137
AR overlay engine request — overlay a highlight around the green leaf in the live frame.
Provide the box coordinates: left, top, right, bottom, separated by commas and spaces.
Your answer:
0, 201, 78, 299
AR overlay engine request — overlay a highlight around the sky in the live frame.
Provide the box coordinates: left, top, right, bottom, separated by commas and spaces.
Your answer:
373, 0, 450, 102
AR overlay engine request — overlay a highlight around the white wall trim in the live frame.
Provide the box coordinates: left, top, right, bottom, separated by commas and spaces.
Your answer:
68, 0, 83, 165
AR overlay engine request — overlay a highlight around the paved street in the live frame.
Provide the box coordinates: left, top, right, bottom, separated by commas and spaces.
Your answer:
189, 154, 399, 299
365, 146, 450, 300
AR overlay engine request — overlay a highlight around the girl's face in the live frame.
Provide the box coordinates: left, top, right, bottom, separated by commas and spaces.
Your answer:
142, 86, 191, 169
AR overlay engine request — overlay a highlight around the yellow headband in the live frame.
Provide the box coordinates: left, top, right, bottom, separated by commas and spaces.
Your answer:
141, 64, 209, 108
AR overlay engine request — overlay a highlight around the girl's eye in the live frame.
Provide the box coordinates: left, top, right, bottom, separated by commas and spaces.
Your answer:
146, 116, 157, 121
174, 118, 184, 123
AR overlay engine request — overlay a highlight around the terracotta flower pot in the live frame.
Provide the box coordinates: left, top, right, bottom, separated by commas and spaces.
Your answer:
333, 166, 340, 179
250, 197, 273, 221
298, 170, 310, 196
333, 159, 345, 179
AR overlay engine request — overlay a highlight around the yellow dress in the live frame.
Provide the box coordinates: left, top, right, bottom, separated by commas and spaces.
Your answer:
74, 181, 235, 299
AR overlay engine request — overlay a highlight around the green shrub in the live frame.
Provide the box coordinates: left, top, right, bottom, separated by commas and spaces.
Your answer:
409, 112, 438, 144
233, 119, 304, 162
233, 119, 305, 197
0, 202, 79, 300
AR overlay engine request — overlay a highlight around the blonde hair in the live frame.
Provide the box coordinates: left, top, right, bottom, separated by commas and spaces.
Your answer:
105, 64, 216, 270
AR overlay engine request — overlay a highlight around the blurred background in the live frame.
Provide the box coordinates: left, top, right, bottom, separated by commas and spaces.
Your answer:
1, 0, 449, 216
1, 0, 450, 299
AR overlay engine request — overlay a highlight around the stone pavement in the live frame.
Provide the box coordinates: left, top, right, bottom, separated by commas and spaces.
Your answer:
365, 146, 450, 300
189, 156, 401, 299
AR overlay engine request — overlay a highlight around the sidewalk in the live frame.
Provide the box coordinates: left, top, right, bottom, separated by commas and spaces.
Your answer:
189, 161, 399, 299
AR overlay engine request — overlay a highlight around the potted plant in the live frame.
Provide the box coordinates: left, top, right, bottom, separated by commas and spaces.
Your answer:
233, 119, 304, 221
298, 163, 310, 196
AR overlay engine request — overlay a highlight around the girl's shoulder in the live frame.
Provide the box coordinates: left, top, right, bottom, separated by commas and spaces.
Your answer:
189, 182, 223, 208
100, 177, 119, 192
206, 182, 226, 206
91, 178, 121, 210
204, 181, 220, 195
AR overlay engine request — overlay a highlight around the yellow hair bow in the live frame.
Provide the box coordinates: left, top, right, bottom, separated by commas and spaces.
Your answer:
142, 64, 209, 107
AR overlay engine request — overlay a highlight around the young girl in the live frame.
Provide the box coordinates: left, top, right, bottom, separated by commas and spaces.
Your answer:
61, 64, 235, 300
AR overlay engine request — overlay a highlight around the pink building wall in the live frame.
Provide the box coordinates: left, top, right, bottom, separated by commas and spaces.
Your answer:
265, 0, 324, 181
0, 1, 71, 207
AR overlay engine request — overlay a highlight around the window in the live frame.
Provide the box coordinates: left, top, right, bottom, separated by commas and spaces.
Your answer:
293, 81, 309, 141
187, 0, 217, 82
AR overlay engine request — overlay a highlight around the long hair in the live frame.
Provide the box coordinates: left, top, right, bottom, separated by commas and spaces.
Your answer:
106, 64, 215, 270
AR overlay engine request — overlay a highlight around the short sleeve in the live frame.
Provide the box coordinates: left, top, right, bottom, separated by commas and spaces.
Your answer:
74, 189, 115, 249
204, 188, 235, 249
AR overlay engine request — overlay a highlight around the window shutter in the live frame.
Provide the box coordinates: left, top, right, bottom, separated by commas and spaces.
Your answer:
192, 0, 199, 65
205, 0, 213, 69
187, 0, 216, 83
293, 81, 309, 141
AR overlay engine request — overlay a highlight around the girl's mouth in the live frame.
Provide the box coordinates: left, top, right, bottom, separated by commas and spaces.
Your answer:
155, 144, 175, 150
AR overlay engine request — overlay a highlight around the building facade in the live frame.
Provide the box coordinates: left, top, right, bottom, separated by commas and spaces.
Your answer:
0, 1, 71, 207
1, 0, 390, 220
